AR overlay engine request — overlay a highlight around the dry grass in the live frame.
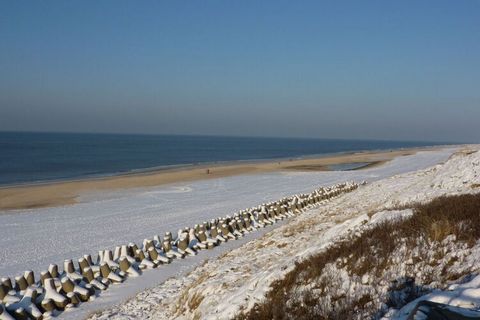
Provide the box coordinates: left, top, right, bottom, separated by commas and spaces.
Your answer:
256, 240, 276, 249
187, 291, 205, 311
236, 193, 480, 320
174, 272, 210, 315
282, 218, 313, 237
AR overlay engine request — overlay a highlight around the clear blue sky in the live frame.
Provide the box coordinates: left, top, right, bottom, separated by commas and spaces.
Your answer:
0, 1, 478, 142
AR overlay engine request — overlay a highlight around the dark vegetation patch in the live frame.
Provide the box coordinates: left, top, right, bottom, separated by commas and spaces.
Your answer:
235, 193, 480, 320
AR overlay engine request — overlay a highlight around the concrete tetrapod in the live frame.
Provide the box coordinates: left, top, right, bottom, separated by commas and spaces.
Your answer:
43, 278, 68, 310
118, 257, 141, 277
99, 263, 123, 284
47, 265, 59, 279
82, 267, 107, 291
63, 260, 83, 283
147, 247, 171, 265
13, 277, 27, 293
162, 239, 184, 259
60, 277, 91, 302
134, 250, 155, 269
5, 288, 42, 320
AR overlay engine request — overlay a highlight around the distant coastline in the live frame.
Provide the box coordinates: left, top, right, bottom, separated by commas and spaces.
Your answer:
0, 144, 454, 211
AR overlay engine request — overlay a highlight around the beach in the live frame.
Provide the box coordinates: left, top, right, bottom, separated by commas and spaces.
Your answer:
0, 146, 442, 211
1, 145, 477, 320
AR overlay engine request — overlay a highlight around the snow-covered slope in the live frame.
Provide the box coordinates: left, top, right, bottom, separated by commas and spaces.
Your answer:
84, 146, 480, 320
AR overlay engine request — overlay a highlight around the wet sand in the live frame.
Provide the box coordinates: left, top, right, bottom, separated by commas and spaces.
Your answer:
0, 146, 443, 211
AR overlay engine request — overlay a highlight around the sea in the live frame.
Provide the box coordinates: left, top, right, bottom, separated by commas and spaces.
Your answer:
0, 131, 449, 186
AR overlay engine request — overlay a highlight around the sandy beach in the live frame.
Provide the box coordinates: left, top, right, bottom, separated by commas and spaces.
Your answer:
0, 146, 445, 211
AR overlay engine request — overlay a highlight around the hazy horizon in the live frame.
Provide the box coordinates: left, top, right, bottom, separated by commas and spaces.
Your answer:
0, 129, 464, 144
1, 1, 479, 143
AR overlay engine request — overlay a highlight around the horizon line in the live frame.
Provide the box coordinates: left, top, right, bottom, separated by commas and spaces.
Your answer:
0, 129, 466, 145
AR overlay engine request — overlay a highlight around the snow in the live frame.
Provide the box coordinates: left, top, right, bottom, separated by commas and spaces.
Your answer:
84, 146, 480, 320
0, 146, 472, 319
386, 273, 480, 319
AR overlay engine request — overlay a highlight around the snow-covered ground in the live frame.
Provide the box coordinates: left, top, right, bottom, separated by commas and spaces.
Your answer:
0, 146, 469, 319
84, 146, 480, 320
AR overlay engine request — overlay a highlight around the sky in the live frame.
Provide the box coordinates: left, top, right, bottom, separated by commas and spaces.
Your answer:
0, 1, 479, 142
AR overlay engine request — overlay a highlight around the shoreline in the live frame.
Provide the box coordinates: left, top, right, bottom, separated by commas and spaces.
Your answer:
0, 147, 408, 189
0, 145, 451, 211
0, 150, 354, 189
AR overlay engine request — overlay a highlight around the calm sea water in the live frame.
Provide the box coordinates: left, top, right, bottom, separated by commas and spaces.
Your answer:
0, 132, 447, 186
